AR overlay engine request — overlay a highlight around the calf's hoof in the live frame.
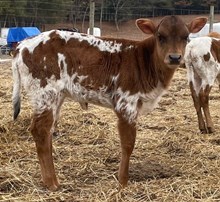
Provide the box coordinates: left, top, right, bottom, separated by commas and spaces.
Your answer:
118, 177, 128, 190
207, 127, 215, 134
44, 179, 60, 191
200, 128, 208, 134
200, 127, 215, 134
47, 183, 60, 191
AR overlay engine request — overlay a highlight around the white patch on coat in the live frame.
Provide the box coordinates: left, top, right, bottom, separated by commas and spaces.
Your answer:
57, 52, 112, 107
140, 83, 166, 114
18, 30, 123, 55
124, 45, 134, 51
57, 30, 122, 53
114, 83, 166, 123
184, 36, 220, 95
115, 88, 139, 122
17, 30, 53, 53
111, 74, 119, 84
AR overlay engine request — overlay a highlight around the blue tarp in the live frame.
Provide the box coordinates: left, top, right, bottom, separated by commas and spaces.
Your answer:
7, 27, 40, 44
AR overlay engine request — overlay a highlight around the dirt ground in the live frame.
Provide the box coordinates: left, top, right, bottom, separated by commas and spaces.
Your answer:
45, 14, 220, 41
1, 15, 220, 202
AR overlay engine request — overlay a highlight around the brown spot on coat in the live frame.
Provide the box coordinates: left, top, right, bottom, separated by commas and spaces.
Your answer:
203, 52, 210, 61
211, 40, 220, 63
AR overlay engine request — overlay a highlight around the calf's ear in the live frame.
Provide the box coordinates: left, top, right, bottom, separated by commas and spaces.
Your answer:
136, 19, 156, 35
188, 17, 207, 33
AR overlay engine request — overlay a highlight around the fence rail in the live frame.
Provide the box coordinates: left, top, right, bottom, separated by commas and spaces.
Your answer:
0, 7, 219, 30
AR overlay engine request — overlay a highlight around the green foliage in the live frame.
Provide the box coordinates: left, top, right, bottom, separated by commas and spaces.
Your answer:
0, 0, 27, 16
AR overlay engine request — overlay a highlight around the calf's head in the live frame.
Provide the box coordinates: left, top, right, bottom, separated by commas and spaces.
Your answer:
136, 16, 207, 68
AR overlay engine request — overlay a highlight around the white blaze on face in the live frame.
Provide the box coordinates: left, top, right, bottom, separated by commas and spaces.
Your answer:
184, 37, 220, 95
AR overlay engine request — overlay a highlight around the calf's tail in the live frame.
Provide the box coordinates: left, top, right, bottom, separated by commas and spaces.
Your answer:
12, 62, 21, 120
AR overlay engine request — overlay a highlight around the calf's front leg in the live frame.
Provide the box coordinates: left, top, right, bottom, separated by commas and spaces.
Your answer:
31, 109, 59, 191
117, 114, 136, 187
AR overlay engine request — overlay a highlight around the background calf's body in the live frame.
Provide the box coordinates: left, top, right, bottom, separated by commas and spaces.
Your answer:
184, 35, 220, 133
12, 16, 206, 190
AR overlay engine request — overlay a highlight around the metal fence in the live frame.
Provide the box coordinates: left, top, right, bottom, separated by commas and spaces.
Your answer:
0, 7, 220, 29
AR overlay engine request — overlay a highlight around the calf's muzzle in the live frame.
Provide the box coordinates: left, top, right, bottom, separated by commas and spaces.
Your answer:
169, 54, 182, 64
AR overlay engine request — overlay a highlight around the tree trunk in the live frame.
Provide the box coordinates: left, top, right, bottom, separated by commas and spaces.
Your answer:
13, 16, 18, 27
3, 15, 8, 27
115, 9, 119, 31
82, 6, 89, 33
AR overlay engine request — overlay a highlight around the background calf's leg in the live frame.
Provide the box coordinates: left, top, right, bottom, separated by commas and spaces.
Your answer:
31, 109, 59, 191
189, 82, 207, 133
200, 85, 214, 133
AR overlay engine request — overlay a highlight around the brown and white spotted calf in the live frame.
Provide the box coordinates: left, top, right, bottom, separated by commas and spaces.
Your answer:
12, 16, 207, 190
184, 32, 220, 133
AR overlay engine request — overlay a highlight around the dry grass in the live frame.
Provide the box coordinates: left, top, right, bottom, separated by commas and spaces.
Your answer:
1, 15, 220, 201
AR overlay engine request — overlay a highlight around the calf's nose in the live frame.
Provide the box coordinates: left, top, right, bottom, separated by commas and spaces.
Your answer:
169, 54, 181, 64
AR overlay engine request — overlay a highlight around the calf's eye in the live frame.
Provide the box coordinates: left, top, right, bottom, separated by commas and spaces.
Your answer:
157, 33, 166, 43
182, 36, 188, 41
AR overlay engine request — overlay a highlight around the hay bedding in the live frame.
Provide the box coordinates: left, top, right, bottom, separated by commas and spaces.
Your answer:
1, 55, 220, 202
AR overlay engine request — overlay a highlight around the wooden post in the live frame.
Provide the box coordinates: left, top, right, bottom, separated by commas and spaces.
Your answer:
89, 0, 95, 35
209, 5, 214, 33
100, 0, 103, 29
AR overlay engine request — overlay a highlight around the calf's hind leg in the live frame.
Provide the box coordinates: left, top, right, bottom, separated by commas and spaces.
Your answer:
52, 93, 66, 135
189, 82, 207, 133
31, 109, 59, 191
200, 85, 214, 133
